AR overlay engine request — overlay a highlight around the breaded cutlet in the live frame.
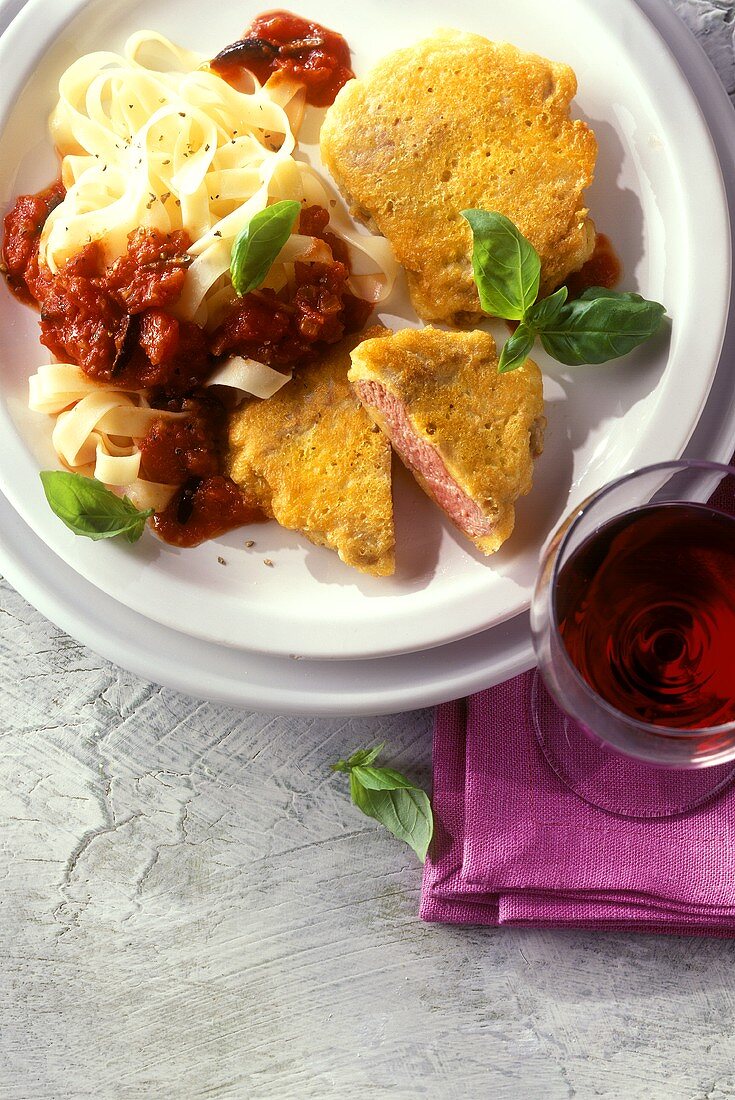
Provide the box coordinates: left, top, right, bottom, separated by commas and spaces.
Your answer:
349, 327, 545, 555
227, 327, 395, 577
321, 30, 597, 325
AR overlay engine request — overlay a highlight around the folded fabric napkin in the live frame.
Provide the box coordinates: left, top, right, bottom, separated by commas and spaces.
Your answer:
420, 671, 735, 935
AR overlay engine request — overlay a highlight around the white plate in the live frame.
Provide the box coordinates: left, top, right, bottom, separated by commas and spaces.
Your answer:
0, 0, 730, 661
1, 0, 735, 715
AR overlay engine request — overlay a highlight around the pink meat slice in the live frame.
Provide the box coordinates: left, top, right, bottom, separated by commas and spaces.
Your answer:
355, 380, 497, 539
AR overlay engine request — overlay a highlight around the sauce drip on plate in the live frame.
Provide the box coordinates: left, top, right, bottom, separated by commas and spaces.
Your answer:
153, 475, 262, 548
565, 233, 622, 297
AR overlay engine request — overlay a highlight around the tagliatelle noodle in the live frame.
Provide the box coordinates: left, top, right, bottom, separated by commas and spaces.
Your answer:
205, 357, 293, 401
292, 163, 398, 304
43, 36, 360, 309
29, 364, 180, 499
31, 31, 399, 510
28, 363, 135, 414
50, 389, 173, 486
124, 479, 180, 512
41, 32, 398, 319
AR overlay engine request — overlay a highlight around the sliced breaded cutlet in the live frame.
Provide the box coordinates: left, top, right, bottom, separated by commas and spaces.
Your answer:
321, 30, 597, 325
349, 327, 545, 555
227, 328, 395, 576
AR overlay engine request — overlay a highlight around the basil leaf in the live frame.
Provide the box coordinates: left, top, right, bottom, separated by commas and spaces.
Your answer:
347, 743, 384, 768
331, 743, 385, 773
332, 739, 385, 774
230, 199, 301, 296
351, 765, 416, 790
40, 471, 153, 542
579, 286, 641, 302
498, 323, 536, 374
461, 209, 541, 321
525, 284, 568, 329
350, 774, 433, 862
539, 289, 667, 365
331, 744, 434, 860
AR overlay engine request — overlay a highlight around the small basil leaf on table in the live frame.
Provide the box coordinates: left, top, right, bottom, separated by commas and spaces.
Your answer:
498, 323, 536, 374
230, 199, 301, 296
40, 471, 153, 542
331, 742, 385, 772
346, 743, 385, 768
350, 765, 416, 790
461, 209, 541, 320
331, 744, 434, 862
538, 288, 667, 366
525, 284, 568, 329
350, 775, 434, 863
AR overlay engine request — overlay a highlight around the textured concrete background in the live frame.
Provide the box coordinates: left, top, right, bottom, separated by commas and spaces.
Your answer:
2, 2, 735, 1097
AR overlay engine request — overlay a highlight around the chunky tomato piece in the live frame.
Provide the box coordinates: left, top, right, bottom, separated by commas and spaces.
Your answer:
139, 309, 180, 366
298, 204, 349, 265
211, 11, 354, 108
139, 398, 224, 485
38, 243, 120, 369
105, 229, 190, 313
2, 180, 64, 304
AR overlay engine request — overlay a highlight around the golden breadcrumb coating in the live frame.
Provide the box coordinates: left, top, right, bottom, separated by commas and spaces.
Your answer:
227, 328, 395, 576
321, 30, 597, 324
349, 326, 545, 554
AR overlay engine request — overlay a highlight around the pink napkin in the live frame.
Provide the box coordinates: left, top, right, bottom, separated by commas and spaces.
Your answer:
420, 672, 735, 935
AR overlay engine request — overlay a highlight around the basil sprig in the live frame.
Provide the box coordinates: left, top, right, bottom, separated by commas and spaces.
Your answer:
331, 743, 433, 862
40, 471, 153, 542
461, 210, 666, 373
230, 199, 301, 297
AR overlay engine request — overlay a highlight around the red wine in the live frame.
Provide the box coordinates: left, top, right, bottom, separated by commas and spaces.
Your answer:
556, 502, 735, 729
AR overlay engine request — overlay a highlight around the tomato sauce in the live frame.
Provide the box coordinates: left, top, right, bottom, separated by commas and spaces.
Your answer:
3, 215, 200, 386
1, 15, 371, 548
211, 204, 370, 363
2, 179, 369, 546
139, 399, 223, 485
565, 233, 622, 298
211, 10, 354, 107
153, 475, 261, 548
1, 179, 64, 304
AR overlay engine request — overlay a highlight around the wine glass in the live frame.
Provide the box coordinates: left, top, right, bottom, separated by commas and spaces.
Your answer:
530, 461, 735, 815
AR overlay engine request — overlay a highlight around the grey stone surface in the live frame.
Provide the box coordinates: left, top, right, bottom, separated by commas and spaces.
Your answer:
2, 2, 735, 1097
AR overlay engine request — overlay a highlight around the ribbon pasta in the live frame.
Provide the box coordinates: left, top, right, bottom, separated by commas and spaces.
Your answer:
40, 31, 398, 326
29, 363, 180, 507
31, 31, 398, 512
